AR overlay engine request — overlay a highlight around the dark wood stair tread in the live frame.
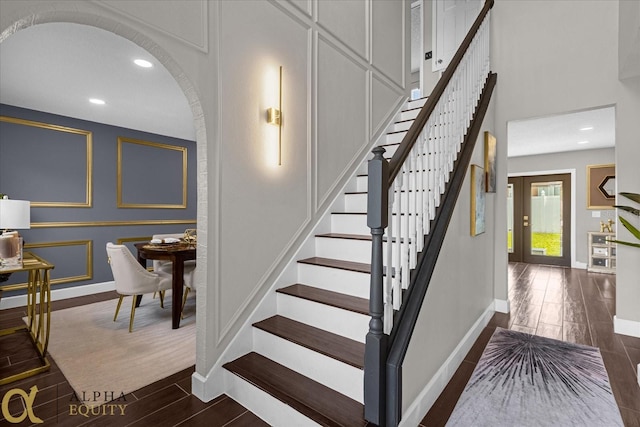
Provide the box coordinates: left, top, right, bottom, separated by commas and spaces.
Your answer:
277, 283, 369, 316
253, 315, 364, 368
223, 352, 366, 427
298, 257, 370, 274
316, 232, 371, 241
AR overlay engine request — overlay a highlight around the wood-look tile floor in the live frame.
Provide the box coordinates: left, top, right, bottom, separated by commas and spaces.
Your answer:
0, 291, 268, 427
421, 263, 640, 427
3, 263, 639, 426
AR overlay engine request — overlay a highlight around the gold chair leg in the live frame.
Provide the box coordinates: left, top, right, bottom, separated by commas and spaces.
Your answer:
159, 290, 165, 308
129, 296, 137, 333
114, 295, 124, 321
181, 287, 190, 319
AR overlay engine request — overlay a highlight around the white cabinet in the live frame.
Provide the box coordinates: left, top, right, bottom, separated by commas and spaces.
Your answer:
587, 232, 616, 274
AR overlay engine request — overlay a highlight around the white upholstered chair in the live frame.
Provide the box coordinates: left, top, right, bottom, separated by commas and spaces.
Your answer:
106, 242, 173, 332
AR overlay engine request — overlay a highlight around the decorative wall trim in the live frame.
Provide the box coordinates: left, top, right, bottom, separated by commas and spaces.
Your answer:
6, 240, 94, 289
31, 219, 196, 228
90, 0, 209, 53
116, 236, 152, 245
117, 136, 188, 209
0, 115, 93, 208
399, 302, 494, 427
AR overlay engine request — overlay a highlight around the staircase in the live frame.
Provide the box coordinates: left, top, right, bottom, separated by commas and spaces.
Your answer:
222, 97, 427, 426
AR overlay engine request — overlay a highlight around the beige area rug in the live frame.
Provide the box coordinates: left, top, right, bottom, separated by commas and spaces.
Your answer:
40, 291, 196, 401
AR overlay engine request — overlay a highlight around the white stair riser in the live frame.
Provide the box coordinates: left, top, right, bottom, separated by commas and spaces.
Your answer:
391, 120, 414, 132
253, 328, 364, 403
331, 214, 369, 235
346, 191, 432, 213
315, 236, 399, 264
277, 293, 369, 342
331, 213, 410, 236
399, 108, 419, 121
297, 263, 370, 298
385, 132, 406, 145
225, 370, 320, 426
407, 97, 427, 109
356, 175, 368, 192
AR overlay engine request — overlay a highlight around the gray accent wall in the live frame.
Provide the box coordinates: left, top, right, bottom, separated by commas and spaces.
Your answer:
0, 103, 196, 294
508, 148, 616, 266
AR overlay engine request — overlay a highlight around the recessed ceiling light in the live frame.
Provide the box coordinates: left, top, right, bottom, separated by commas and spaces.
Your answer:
577, 140, 590, 144
580, 126, 594, 131
89, 98, 106, 105
134, 59, 153, 68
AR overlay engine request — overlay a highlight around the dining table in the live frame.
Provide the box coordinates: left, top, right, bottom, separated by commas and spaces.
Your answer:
134, 242, 196, 329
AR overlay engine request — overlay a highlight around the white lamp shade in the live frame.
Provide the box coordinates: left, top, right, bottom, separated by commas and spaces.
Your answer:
0, 199, 31, 229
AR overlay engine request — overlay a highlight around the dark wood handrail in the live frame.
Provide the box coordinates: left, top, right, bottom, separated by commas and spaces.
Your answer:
387, 0, 494, 188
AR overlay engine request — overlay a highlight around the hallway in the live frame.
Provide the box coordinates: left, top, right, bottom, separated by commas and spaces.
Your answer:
421, 263, 640, 426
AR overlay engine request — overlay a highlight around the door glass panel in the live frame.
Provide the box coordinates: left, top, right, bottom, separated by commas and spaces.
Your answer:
529, 181, 563, 257
507, 183, 514, 253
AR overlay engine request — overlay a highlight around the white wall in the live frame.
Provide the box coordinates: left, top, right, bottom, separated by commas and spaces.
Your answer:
0, 0, 410, 382
401, 97, 497, 414
492, 0, 640, 329
508, 148, 616, 265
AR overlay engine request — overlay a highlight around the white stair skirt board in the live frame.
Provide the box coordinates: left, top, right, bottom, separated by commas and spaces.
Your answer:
224, 369, 320, 427
398, 302, 495, 427
296, 264, 370, 299
276, 293, 369, 343
253, 328, 364, 403
614, 315, 640, 338
0, 281, 115, 310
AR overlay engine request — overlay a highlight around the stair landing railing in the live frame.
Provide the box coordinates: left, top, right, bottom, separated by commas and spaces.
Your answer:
364, 0, 495, 425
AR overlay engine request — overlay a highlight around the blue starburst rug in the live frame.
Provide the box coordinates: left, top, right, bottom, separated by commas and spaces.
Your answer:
446, 327, 624, 426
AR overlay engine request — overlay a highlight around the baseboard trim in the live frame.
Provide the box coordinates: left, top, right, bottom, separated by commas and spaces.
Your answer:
0, 281, 115, 310
399, 301, 495, 427
493, 298, 509, 314
614, 315, 640, 338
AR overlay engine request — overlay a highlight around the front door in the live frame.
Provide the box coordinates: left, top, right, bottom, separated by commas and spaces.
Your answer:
508, 174, 571, 266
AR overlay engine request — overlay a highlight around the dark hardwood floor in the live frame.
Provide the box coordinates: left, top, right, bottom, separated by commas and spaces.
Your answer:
2, 263, 639, 426
421, 263, 640, 427
0, 291, 268, 427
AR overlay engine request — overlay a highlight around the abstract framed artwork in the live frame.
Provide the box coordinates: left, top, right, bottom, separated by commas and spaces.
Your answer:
587, 164, 615, 209
471, 164, 486, 236
484, 131, 497, 193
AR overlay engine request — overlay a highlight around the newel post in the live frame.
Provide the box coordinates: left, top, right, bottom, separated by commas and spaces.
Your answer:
364, 146, 389, 425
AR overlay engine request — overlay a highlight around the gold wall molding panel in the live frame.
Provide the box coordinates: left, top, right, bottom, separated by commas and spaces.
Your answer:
30, 219, 196, 228
117, 136, 188, 209
0, 116, 93, 208
3, 240, 94, 291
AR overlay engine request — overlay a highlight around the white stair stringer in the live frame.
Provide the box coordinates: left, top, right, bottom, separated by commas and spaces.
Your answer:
253, 327, 364, 403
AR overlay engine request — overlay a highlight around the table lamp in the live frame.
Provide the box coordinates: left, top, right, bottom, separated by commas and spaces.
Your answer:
0, 197, 31, 269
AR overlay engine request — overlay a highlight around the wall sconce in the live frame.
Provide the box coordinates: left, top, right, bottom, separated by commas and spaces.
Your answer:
266, 66, 283, 166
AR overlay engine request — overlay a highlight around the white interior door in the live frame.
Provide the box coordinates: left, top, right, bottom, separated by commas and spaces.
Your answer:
433, 0, 482, 72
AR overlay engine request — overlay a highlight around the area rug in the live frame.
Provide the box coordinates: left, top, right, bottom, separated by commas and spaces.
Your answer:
39, 291, 196, 401
446, 327, 623, 426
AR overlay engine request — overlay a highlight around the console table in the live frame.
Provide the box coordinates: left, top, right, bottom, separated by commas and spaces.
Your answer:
0, 252, 54, 384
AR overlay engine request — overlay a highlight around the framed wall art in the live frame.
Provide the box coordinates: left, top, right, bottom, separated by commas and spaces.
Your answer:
484, 131, 497, 193
471, 164, 486, 236
587, 164, 615, 209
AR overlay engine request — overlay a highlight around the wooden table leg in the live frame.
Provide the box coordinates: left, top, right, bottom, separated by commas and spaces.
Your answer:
171, 259, 184, 329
